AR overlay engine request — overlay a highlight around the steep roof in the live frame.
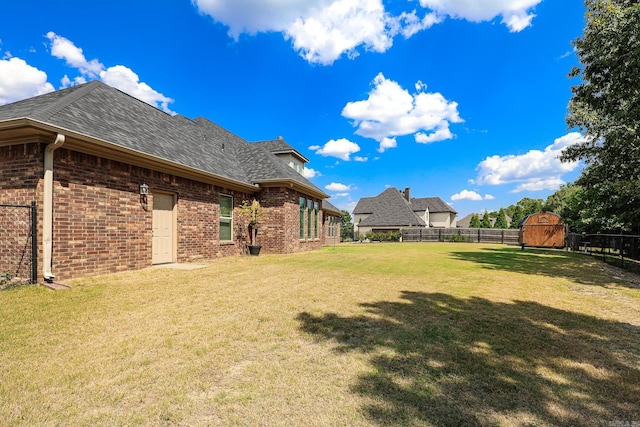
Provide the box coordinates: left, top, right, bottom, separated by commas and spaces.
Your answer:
411, 197, 457, 214
0, 81, 327, 198
354, 188, 426, 227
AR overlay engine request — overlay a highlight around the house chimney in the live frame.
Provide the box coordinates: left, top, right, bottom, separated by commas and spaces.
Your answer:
404, 187, 411, 202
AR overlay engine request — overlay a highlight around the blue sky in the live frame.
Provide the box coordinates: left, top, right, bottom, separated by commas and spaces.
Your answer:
1, 0, 587, 218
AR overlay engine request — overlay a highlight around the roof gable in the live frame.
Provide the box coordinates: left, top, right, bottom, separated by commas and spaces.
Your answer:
411, 197, 457, 214
255, 138, 309, 163
356, 188, 426, 227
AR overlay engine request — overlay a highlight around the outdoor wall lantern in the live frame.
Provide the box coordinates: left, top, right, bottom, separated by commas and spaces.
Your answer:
139, 183, 150, 206
139, 183, 150, 195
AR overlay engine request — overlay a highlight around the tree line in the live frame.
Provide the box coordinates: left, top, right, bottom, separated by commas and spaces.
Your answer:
472, 0, 639, 235
467, 197, 544, 230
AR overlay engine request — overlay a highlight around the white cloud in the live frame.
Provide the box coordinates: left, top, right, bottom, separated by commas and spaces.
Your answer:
287, 0, 393, 65
0, 57, 54, 105
194, 0, 395, 65
100, 66, 175, 114
310, 138, 361, 160
511, 179, 566, 193
342, 73, 462, 147
451, 189, 494, 201
192, 0, 540, 65
388, 10, 442, 39
418, 0, 541, 32
377, 136, 397, 152
475, 132, 585, 191
192, 0, 320, 38
46, 32, 103, 77
325, 182, 351, 191
44, 32, 175, 114
354, 156, 368, 162
451, 190, 483, 201
302, 167, 321, 178
60, 74, 87, 88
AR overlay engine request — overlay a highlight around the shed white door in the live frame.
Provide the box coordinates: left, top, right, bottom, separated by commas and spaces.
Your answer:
152, 193, 174, 264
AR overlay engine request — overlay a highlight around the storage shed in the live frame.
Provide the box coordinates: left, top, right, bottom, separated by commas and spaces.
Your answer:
518, 212, 565, 248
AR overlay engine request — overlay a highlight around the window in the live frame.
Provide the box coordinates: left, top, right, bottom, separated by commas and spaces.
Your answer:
330, 216, 337, 237
307, 199, 313, 239
314, 202, 319, 239
220, 194, 233, 241
299, 197, 305, 239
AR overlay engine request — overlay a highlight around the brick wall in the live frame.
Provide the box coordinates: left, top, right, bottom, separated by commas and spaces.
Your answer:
0, 143, 42, 204
51, 148, 258, 280
322, 212, 341, 246
0, 143, 326, 281
258, 187, 323, 253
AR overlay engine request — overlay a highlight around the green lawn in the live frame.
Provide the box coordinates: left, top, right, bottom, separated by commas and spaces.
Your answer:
1, 243, 639, 426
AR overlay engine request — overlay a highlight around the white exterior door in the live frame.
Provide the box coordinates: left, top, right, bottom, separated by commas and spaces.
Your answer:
152, 193, 174, 264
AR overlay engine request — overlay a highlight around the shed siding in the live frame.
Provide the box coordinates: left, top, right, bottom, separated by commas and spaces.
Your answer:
519, 212, 565, 248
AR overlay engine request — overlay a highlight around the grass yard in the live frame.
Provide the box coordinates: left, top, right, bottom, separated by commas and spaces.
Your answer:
1, 243, 639, 426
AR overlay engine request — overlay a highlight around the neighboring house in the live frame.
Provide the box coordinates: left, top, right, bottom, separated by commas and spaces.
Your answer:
353, 187, 457, 236
0, 81, 340, 282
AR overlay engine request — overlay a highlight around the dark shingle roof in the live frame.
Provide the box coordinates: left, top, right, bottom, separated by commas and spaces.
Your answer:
255, 138, 310, 163
353, 188, 458, 228
411, 197, 457, 214
0, 80, 326, 197
355, 188, 426, 227
321, 199, 341, 215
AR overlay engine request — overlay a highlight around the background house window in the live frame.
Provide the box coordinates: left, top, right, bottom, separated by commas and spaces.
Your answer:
220, 194, 233, 241
314, 202, 319, 239
307, 199, 313, 239
299, 197, 305, 239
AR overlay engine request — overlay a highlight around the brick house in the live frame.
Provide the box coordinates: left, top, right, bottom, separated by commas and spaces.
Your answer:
0, 81, 340, 282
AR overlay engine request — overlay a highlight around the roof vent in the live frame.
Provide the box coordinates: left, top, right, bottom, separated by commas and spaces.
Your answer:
277, 136, 283, 140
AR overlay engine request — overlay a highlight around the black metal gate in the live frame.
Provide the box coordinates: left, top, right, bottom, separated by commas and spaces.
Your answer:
0, 202, 37, 285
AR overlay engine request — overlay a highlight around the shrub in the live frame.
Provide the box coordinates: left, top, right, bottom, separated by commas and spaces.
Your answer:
365, 231, 401, 242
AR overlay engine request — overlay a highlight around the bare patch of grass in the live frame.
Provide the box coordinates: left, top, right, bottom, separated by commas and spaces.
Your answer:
1, 243, 639, 426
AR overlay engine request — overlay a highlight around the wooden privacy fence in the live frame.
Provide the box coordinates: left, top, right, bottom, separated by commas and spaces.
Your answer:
402, 228, 519, 244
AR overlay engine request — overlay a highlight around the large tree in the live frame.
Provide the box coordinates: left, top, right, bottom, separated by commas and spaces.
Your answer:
542, 183, 579, 214
562, 0, 640, 233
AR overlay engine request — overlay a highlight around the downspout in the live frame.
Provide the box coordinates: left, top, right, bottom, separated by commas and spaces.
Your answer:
43, 133, 65, 282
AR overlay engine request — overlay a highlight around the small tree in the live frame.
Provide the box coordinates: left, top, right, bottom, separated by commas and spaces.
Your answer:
480, 210, 492, 228
469, 213, 481, 228
239, 199, 264, 246
508, 205, 524, 229
494, 208, 508, 229
340, 209, 354, 242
